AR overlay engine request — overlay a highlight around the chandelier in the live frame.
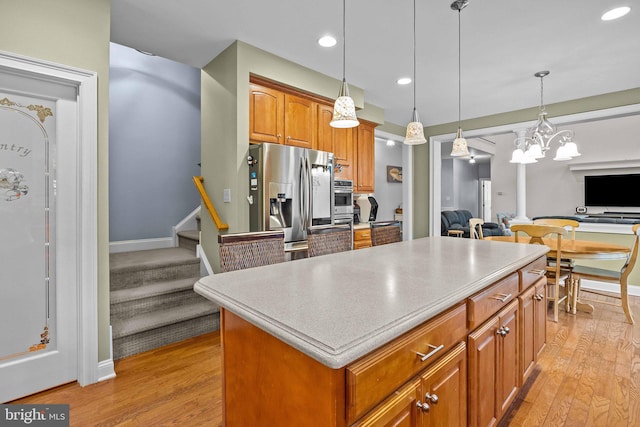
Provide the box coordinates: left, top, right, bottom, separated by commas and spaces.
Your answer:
510, 71, 580, 164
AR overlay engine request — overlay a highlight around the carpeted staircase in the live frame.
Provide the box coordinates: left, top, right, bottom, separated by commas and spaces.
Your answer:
110, 230, 219, 360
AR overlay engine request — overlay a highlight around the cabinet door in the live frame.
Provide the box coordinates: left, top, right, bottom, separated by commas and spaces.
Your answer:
518, 285, 535, 386
249, 84, 284, 144
419, 342, 467, 427
496, 300, 519, 420
317, 104, 335, 153
468, 317, 498, 427
353, 379, 421, 427
284, 93, 315, 148
533, 280, 547, 360
356, 121, 375, 193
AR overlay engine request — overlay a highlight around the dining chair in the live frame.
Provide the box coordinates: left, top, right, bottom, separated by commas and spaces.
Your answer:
307, 224, 352, 257
571, 223, 639, 324
469, 218, 484, 239
511, 224, 569, 322
218, 230, 285, 272
370, 221, 402, 246
533, 218, 580, 272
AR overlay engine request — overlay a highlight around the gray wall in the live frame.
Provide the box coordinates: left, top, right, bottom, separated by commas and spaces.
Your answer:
372, 138, 403, 221
109, 43, 201, 241
454, 159, 481, 216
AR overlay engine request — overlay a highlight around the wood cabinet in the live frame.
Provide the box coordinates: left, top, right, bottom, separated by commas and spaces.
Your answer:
353, 379, 421, 427
519, 279, 547, 385
354, 227, 372, 250
249, 83, 283, 144
418, 342, 467, 427
355, 121, 376, 193
355, 342, 467, 427
249, 83, 316, 148
249, 78, 377, 188
215, 255, 547, 427
318, 103, 354, 180
468, 299, 519, 427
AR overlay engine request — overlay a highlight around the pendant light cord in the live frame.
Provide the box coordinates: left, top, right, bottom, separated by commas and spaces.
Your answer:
413, 0, 417, 110
342, 0, 346, 81
457, 8, 462, 128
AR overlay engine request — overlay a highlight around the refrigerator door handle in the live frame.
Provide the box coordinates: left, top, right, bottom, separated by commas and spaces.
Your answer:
299, 157, 306, 229
306, 157, 312, 228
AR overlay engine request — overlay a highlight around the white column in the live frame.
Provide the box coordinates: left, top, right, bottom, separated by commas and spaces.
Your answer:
514, 129, 529, 221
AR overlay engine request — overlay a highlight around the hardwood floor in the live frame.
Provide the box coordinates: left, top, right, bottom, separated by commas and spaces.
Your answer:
11, 293, 640, 426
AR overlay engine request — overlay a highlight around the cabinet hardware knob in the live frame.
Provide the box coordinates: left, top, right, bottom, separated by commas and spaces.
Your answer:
425, 392, 439, 404
416, 344, 444, 362
536, 293, 545, 301
497, 326, 509, 337
490, 293, 512, 303
287, 136, 291, 140
416, 401, 430, 412
277, 134, 282, 139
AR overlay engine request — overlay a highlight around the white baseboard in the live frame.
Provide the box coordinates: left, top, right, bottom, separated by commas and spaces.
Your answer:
97, 359, 116, 382
109, 237, 174, 253
579, 279, 640, 297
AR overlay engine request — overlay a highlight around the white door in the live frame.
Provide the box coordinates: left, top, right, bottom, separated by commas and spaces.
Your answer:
480, 179, 492, 222
0, 90, 78, 402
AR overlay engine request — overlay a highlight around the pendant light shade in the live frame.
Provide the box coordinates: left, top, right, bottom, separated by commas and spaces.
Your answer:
331, 0, 359, 129
404, 0, 427, 145
450, 0, 469, 157
331, 79, 359, 128
451, 127, 470, 157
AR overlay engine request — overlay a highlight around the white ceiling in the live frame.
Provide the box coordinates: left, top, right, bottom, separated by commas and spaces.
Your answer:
110, 0, 640, 129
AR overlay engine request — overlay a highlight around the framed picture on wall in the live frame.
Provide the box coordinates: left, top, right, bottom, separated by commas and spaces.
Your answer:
386, 165, 402, 182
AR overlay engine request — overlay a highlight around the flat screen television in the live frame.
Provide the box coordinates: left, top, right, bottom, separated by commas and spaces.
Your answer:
584, 173, 640, 207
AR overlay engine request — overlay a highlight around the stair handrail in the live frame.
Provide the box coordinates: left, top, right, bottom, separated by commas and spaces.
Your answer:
193, 176, 229, 230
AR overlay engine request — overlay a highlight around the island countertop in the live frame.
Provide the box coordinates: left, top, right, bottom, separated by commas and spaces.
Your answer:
194, 236, 547, 369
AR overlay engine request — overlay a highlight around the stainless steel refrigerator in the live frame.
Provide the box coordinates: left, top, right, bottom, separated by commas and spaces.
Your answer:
248, 143, 334, 244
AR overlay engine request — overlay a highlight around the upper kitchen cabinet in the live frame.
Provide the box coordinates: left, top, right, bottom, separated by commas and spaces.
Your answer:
249, 81, 316, 149
284, 93, 316, 149
317, 104, 354, 181
249, 83, 284, 144
355, 120, 376, 193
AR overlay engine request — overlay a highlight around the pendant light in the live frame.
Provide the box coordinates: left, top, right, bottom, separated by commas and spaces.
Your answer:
404, 0, 427, 145
510, 71, 579, 164
330, 0, 359, 128
450, 0, 470, 157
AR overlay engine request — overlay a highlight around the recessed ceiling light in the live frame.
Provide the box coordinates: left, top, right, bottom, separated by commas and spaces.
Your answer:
318, 36, 337, 47
386, 139, 396, 146
601, 6, 630, 21
397, 77, 412, 85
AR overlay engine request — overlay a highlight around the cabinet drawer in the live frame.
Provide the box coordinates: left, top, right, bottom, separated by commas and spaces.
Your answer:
346, 303, 467, 424
519, 256, 547, 291
354, 228, 371, 240
467, 273, 519, 330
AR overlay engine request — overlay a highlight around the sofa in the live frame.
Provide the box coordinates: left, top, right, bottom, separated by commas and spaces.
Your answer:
440, 210, 504, 238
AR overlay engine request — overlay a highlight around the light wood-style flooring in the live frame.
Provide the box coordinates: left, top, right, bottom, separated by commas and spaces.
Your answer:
12, 292, 640, 426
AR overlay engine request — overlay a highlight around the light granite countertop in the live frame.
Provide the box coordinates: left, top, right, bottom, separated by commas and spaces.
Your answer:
194, 236, 547, 369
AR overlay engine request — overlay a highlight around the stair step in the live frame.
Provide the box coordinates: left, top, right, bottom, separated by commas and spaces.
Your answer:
110, 278, 213, 317
177, 230, 199, 252
112, 312, 219, 360
110, 247, 200, 290
112, 300, 217, 339
111, 277, 199, 304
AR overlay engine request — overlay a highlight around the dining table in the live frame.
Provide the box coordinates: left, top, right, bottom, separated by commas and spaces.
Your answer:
484, 235, 631, 314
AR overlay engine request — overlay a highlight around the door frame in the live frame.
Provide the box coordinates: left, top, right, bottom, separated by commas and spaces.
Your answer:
0, 50, 99, 386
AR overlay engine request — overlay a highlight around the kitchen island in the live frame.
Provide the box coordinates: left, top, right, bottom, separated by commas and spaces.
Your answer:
195, 236, 549, 426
